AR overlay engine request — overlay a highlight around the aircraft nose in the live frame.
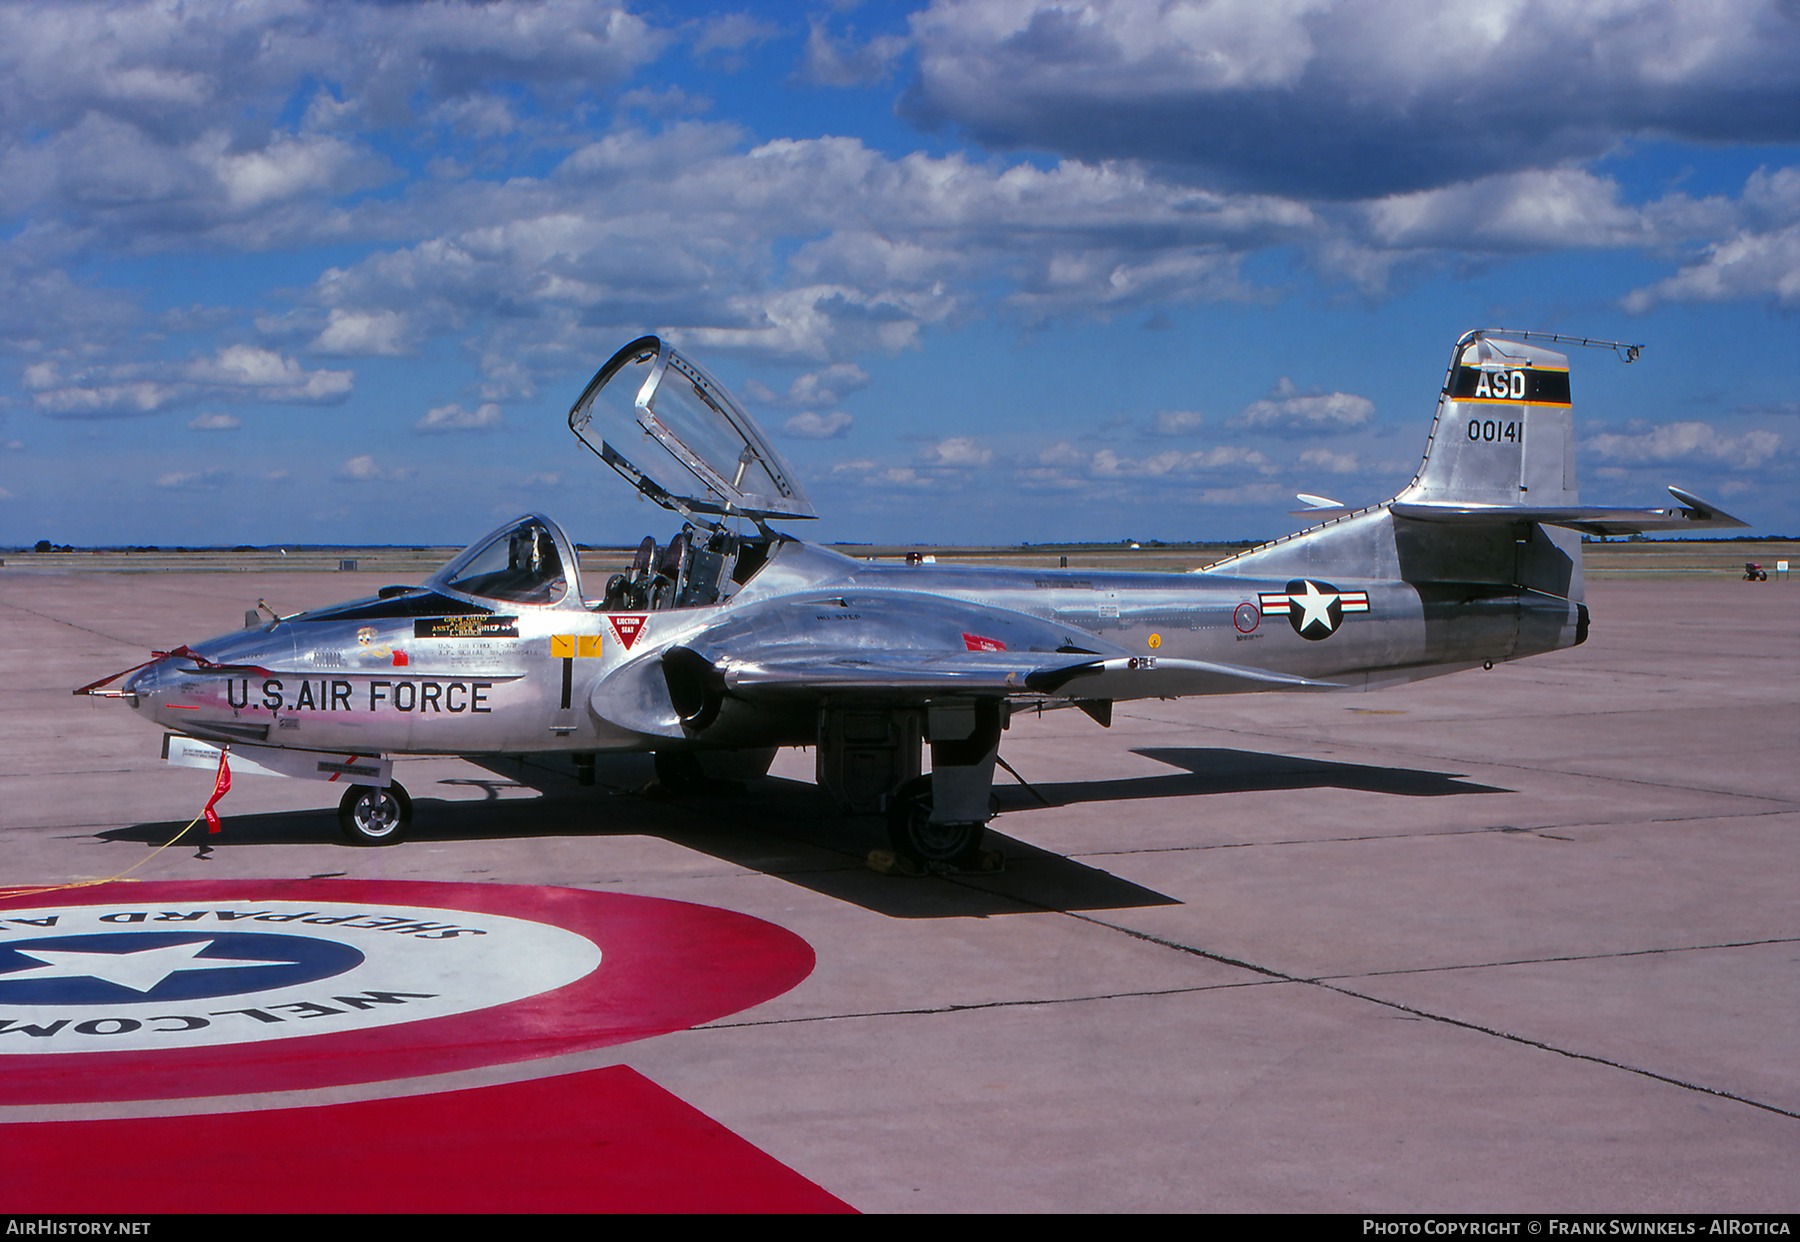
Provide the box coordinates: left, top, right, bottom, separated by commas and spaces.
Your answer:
120, 660, 165, 712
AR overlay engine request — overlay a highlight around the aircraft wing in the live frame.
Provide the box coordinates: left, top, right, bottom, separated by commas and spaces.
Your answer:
1390, 487, 1749, 536
596, 590, 1345, 739
710, 648, 1343, 700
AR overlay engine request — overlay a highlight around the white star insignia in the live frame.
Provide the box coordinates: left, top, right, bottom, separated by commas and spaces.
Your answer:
3, 940, 300, 993
1291, 581, 1339, 634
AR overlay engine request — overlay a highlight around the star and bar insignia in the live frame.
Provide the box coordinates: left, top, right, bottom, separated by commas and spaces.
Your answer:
1258, 579, 1370, 641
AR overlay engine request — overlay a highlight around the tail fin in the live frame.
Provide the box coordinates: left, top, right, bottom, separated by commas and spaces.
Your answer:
1200, 331, 1747, 591
1391, 330, 1749, 540
1396, 332, 1577, 509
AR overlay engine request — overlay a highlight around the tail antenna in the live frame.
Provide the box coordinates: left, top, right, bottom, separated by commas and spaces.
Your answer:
1474, 329, 1644, 364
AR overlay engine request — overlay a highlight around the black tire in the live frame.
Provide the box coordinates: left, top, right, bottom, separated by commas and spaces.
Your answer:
886, 774, 984, 866
653, 750, 707, 794
338, 781, 411, 846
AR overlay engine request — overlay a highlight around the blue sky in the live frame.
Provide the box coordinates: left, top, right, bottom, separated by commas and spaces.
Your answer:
1, 0, 1795, 548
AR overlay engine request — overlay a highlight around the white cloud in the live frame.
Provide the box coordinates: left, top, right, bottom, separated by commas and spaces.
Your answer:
416, 402, 503, 433
35, 382, 186, 417
1149, 409, 1204, 437
0, 1, 667, 144
923, 437, 992, 467
1364, 169, 1655, 251
290, 128, 1321, 377
831, 459, 936, 489
337, 454, 413, 482
1586, 422, 1781, 470
1232, 379, 1373, 435
1299, 447, 1361, 474
0, 0, 665, 253
745, 363, 871, 409
1090, 445, 1274, 478
313, 308, 408, 356
787, 363, 869, 407
187, 412, 240, 431
783, 410, 854, 439
155, 469, 231, 489
211, 133, 369, 211
903, 0, 1800, 198
797, 19, 908, 87
1621, 223, 1800, 312
693, 12, 780, 60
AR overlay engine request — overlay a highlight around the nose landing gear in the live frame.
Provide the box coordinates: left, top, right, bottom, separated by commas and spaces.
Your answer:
338, 780, 412, 846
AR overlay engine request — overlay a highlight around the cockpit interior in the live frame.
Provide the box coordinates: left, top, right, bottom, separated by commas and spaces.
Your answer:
594, 523, 773, 613
423, 513, 776, 615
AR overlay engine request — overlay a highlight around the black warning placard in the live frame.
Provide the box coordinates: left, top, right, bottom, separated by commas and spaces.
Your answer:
1447, 365, 1571, 406
415, 616, 520, 639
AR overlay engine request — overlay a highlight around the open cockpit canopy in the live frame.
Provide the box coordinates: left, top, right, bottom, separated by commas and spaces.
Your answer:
568, 336, 815, 522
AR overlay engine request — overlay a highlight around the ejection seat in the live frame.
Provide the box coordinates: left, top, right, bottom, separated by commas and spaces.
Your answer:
649, 530, 689, 610
596, 535, 656, 611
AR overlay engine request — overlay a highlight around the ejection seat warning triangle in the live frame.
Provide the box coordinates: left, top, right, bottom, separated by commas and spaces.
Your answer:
609, 614, 647, 649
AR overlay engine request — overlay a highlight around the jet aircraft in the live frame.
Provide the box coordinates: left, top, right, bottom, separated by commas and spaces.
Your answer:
81, 331, 1748, 865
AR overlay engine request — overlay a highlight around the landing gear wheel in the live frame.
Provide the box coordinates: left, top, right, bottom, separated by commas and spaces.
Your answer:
886, 775, 985, 867
338, 781, 411, 846
653, 751, 706, 795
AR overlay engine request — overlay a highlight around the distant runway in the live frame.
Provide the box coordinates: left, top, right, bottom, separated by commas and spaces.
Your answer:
2, 569, 1794, 1212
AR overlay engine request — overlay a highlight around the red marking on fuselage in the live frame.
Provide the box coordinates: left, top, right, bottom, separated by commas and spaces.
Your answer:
609, 615, 647, 650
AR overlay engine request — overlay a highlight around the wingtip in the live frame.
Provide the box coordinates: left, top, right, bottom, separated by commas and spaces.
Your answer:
1666, 486, 1752, 529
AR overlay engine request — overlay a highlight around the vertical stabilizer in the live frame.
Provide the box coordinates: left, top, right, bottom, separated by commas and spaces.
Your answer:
1396, 334, 1577, 508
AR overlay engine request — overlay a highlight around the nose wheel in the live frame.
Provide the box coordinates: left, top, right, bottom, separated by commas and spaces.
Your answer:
338, 781, 412, 846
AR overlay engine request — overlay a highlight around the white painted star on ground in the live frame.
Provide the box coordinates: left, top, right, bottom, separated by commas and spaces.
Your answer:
1292, 581, 1339, 634
2, 940, 300, 992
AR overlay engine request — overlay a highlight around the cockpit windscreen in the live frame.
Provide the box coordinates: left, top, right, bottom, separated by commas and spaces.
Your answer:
430, 518, 569, 606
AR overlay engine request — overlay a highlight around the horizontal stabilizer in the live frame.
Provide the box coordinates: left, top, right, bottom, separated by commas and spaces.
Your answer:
1289, 493, 1359, 519
1390, 487, 1749, 537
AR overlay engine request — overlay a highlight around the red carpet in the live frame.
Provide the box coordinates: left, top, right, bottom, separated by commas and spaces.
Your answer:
3, 1065, 853, 1213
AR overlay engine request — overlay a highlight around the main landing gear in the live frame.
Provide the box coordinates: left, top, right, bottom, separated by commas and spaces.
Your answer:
338, 780, 412, 846
886, 774, 987, 868
814, 699, 1006, 872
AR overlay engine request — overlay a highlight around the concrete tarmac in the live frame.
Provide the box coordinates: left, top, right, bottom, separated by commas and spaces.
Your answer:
2, 569, 1795, 1213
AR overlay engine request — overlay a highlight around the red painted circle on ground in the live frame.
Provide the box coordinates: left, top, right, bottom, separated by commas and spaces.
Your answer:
0, 880, 813, 1106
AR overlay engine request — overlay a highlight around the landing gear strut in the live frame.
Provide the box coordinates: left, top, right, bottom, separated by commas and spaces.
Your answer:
817, 699, 1006, 873
338, 780, 412, 846
652, 750, 707, 794
886, 774, 986, 866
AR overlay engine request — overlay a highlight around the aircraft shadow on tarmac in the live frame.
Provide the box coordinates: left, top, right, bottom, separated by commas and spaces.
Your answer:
93, 766, 1165, 921
1007, 747, 1514, 805
97, 748, 1502, 920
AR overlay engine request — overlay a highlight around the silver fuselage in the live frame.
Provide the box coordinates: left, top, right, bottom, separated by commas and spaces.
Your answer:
122, 515, 1580, 759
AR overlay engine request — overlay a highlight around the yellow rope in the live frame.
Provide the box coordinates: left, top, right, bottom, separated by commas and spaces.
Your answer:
0, 813, 206, 902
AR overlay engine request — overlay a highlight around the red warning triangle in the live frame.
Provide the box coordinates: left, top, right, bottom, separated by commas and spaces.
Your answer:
609, 615, 647, 650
